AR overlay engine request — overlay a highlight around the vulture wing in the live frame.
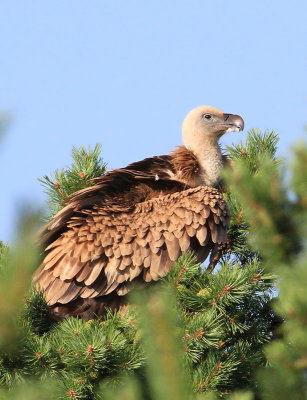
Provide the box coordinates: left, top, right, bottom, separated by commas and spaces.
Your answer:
34, 189, 228, 300
38, 155, 175, 246
34, 155, 230, 319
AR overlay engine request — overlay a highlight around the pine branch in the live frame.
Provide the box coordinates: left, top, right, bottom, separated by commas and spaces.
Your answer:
39, 144, 107, 219
3, 131, 305, 399
226, 129, 280, 173
0, 241, 9, 274
225, 134, 307, 399
221, 129, 282, 266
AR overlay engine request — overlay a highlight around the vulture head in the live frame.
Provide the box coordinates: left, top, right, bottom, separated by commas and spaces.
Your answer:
182, 105, 244, 150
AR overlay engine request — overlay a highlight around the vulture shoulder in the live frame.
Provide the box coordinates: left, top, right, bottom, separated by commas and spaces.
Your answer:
39, 154, 175, 245
39, 148, 199, 245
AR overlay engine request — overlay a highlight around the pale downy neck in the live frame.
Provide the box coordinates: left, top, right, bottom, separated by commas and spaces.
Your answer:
185, 137, 223, 187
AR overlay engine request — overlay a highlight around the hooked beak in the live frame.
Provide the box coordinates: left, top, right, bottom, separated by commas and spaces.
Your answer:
223, 113, 244, 132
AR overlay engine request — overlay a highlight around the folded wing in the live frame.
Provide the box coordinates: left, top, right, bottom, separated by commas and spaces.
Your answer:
34, 186, 229, 306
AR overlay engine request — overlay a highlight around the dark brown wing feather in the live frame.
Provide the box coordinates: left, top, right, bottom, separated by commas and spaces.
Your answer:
34, 148, 230, 320
38, 155, 175, 246
34, 186, 229, 306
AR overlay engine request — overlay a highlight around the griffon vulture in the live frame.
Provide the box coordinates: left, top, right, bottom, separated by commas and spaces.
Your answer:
34, 106, 244, 320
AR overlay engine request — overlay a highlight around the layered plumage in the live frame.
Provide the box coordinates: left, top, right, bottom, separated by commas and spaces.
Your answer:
34, 106, 244, 320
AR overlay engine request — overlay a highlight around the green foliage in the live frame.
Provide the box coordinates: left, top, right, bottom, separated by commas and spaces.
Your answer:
0, 250, 275, 399
39, 144, 107, 218
23, 290, 56, 335
226, 129, 279, 173
131, 287, 192, 400
0, 212, 41, 351
0, 302, 144, 398
224, 134, 307, 400
166, 255, 275, 393
1, 131, 306, 399
219, 130, 279, 265
0, 241, 9, 273
224, 134, 300, 267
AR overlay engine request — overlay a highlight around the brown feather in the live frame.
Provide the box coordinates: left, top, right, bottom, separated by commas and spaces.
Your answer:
179, 231, 191, 252
116, 285, 129, 296
104, 246, 113, 257
104, 281, 120, 295
36, 270, 55, 292
48, 279, 71, 305
140, 244, 150, 259
73, 241, 87, 258
35, 164, 230, 319
43, 250, 66, 270
169, 146, 200, 186
150, 251, 161, 276
44, 246, 64, 264
165, 239, 181, 261
58, 282, 83, 304
84, 261, 106, 286
119, 242, 133, 256
57, 258, 83, 280
173, 229, 184, 239
144, 254, 151, 268
143, 269, 152, 283
151, 229, 163, 241
58, 255, 80, 280
75, 263, 92, 282
129, 264, 142, 280
196, 226, 208, 245
158, 248, 171, 276
131, 245, 143, 267
208, 218, 218, 243
80, 287, 99, 299
186, 225, 197, 238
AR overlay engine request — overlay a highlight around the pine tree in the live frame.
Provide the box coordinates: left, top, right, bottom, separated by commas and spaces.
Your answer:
222, 135, 307, 400
39, 144, 107, 219
0, 132, 306, 400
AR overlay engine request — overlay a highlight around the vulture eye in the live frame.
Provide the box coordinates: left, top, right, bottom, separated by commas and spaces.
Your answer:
203, 114, 212, 120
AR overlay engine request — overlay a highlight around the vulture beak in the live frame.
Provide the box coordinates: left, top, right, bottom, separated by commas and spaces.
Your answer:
223, 113, 244, 132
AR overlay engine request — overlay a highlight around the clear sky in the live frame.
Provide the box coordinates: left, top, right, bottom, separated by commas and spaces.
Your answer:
1, 1, 306, 242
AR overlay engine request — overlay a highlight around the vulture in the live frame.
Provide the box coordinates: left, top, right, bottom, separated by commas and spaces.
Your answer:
34, 106, 244, 320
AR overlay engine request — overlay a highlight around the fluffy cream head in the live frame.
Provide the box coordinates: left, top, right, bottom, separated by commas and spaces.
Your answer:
182, 105, 244, 151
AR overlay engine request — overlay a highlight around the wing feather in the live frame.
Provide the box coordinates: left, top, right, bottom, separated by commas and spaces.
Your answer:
57, 257, 83, 280
179, 231, 191, 251
57, 282, 83, 304
84, 260, 106, 286
75, 262, 92, 282
196, 226, 208, 245
48, 280, 71, 305
165, 239, 181, 261
34, 186, 229, 308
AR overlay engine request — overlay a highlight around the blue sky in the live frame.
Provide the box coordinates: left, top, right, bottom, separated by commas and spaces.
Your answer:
1, 1, 306, 241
